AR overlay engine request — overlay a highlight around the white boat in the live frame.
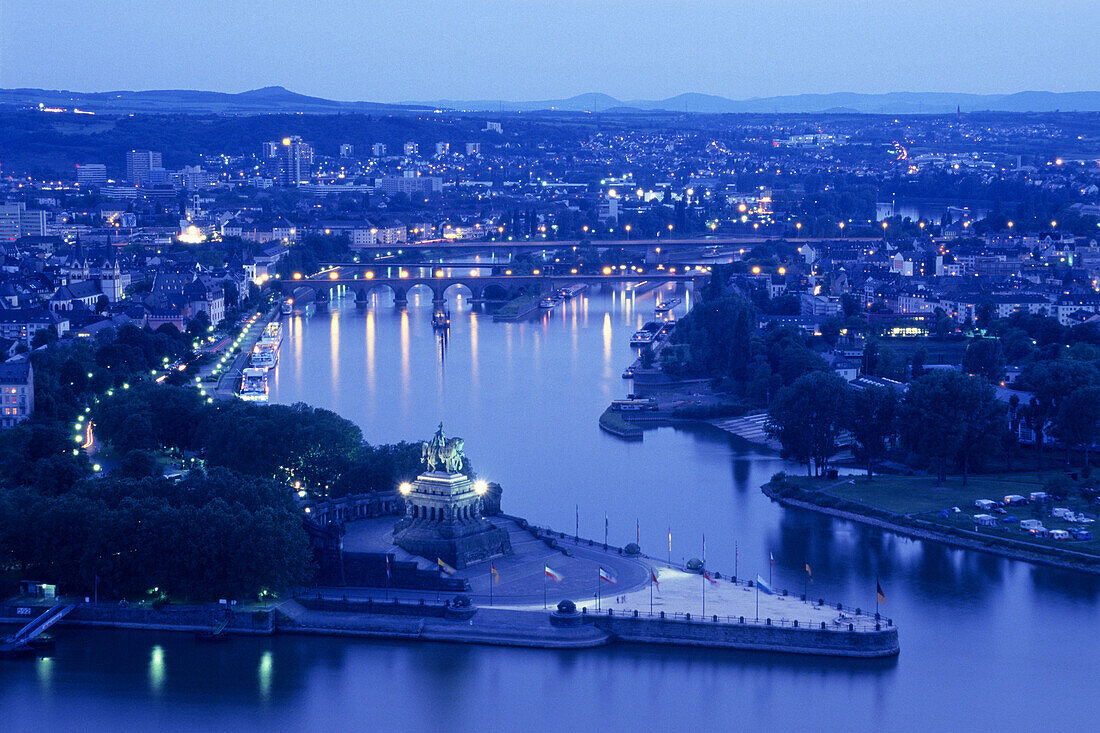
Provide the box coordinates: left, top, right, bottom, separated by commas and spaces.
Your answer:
539, 298, 556, 309
239, 367, 269, 401
259, 321, 282, 348
281, 300, 292, 316
629, 329, 658, 347
251, 345, 278, 368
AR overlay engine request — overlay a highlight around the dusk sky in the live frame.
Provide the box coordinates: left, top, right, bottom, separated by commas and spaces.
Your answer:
3, 0, 1099, 101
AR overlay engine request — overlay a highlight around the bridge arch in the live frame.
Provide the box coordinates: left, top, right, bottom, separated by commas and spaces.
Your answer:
480, 283, 511, 301
442, 282, 475, 302
353, 282, 405, 307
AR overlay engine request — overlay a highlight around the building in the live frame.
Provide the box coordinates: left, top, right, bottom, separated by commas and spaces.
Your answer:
184, 279, 226, 325
465, 142, 481, 156
76, 164, 107, 185
371, 143, 387, 157
377, 176, 442, 196
434, 142, 450, 156
0, 308, 69, 343
0, 361, 33, 429
403, 141, 419, 157
339, 144, 355, 158
272, 136, 314, 186
125, 149, 163, 185
0, 203, 46, 241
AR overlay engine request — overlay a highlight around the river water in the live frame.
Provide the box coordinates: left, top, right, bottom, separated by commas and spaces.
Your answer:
3, 284, 1099, 731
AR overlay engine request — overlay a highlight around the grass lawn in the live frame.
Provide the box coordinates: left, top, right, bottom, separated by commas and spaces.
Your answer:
783, 472, 1100, 558
819, 473, 1049, 514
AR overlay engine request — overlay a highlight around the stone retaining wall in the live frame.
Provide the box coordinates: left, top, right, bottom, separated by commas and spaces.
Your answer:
0, 603, 274, 635
593, 613, 899, 658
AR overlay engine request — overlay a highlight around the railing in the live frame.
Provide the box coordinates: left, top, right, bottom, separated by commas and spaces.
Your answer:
584, 606, 888, 633
528, 524, 893, 631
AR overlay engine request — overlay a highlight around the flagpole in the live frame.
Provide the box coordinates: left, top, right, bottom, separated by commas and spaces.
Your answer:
804, 560, 809, 599
604, 512, 608, 546
489, 565, 493, 607
543, 568, 547, 610
668, 526, 672, 566
702, 533, 706, 618
734, 541, 738, 580
755, 580, 759, 620
650, 574, 653, 615
596, 568, 600, 611
876, 574, 879, 617
575, 504, 579, 539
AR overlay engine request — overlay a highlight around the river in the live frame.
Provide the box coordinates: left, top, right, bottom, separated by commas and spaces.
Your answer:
3, 283, 1099, 730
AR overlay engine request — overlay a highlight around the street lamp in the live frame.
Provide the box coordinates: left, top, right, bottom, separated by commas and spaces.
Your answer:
399, 482, 412, 496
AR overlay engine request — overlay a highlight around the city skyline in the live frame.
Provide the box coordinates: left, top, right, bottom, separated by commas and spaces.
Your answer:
3, 1, 1100, 102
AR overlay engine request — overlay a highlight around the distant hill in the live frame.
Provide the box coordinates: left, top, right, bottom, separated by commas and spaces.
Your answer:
411, 90, 1100, 114
5, 85, 1100, 115
0, 86, 428, 114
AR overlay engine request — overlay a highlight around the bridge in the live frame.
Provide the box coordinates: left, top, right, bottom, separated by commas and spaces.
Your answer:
297, 265, 705, 308
0, 603, 76, 656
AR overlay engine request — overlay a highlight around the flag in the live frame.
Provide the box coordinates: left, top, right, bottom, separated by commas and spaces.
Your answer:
876, 581, 886, 604
805, 563, 812, 580
668, 528, 672, 553
385, 556, 392, 580
770, 552, 774, 566
650, 569, 660, 590
703, 570, 718, 586
545, 565, 563, 582
599, 567, 618, 584
491, 562, 499, 585
437, 558, 456, 575
755, 575, 774, 595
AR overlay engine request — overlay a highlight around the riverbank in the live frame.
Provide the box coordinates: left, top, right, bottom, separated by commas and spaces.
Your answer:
762, 476, 1100, 575
492, 294, 541, 321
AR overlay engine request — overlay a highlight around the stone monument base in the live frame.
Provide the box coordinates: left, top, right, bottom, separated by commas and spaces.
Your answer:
394, 471, 513, 570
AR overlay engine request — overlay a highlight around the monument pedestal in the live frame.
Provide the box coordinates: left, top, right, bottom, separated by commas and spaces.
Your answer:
394, 471, 512, 569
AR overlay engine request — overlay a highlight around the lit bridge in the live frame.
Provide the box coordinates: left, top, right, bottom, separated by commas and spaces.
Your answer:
295, 265, 706, 308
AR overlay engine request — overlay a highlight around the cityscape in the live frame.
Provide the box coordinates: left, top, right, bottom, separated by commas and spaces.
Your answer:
2, 2, 1100, 730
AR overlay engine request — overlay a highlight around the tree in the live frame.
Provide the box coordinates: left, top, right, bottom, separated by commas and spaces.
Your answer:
95, 294, 109, 313
820, 316, 843, 347
767, 371, 850, 477
963, 338, 1005, 382
899, 371, 1005, 485
910, 346, 927, 380
1053, 386, 1100, 467
848, 386, 898, 479
933, 307, 952, 340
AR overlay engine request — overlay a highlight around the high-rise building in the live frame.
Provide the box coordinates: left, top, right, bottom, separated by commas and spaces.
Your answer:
274, 136, 314, 186
0, 203, 46, 241
125, 149, 163, 185
262, 141, 280, 159
339, 144, 355, 158
0, 361, 34, 430
465, 142, 481, 156
435, 142, 450, 156
372, 143, 387, 157
403, 141, 419, 157
76, 163, 107, 185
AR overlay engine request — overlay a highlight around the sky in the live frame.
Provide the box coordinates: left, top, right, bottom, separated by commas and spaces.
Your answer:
2, 0, 1099, 102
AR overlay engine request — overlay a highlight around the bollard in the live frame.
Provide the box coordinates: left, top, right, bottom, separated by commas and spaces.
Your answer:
793, 620, 798, 628
821, 622, 826, 629
849, 623, 854, 631
608, 609, 613, 616
582, 607, 587, 614
660, 611, 665, 619
876, 624, 881, 631
685, 612, 691, 620
766, 618, 771, 625
633, 610, 638, 618
712, 614, 718, 622
739, 616, 745, 624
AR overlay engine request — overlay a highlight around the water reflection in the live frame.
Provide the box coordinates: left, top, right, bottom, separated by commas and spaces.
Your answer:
149, 644, 165, 694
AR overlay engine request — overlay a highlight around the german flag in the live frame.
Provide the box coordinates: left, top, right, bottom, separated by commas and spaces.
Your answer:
491, 562, 499, 585
437, 558, 457, 575
876, 581, 886, 604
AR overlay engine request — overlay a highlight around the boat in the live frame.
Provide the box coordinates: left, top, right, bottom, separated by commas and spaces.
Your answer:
259, 321, 282, 348
539, 298, 556, 309
239, 367, 269, 401
432, 310, 451, 329
655, 297, 681, 313
561, 284, 587, 299
630, 322, 661, 347
611, 398, 658, 411
280, 299, 292, 316
621, 367, 634, 379
250, 344, 277, 368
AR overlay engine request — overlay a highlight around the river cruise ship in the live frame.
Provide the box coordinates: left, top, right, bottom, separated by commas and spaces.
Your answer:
239, 367, 269, 401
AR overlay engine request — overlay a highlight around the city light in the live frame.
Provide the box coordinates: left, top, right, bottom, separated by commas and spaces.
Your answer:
474, 480, 488, 495
399, 482, 413, 495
